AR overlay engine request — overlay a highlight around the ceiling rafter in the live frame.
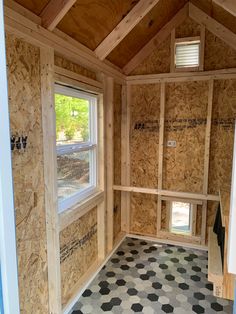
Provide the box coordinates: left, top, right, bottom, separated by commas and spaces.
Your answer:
212, 0, 236, 17
40, 0, 76, 31
94, 0, 160, 61
123, 3, 189, 75
189, 2, 236, 51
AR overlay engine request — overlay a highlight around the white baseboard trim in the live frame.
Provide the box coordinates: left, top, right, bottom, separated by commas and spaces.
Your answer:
63, 233, 126, 314
126, 233, 208, 251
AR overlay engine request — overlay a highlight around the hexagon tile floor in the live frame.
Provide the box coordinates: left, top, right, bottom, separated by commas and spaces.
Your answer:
71, 237, 233, 314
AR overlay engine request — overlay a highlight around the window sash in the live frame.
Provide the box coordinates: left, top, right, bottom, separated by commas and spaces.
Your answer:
55, 84, 98, 213
57, 147, 98, 213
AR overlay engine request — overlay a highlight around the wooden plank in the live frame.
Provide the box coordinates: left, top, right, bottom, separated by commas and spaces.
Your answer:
40, 0, 76, 31
123, 3, 189, 75
170, 29, 175, 72
189, 2, 236, 51
40, 47, 61, 314
203, 80, 214, 193
201, 80, 214, 245
97, 201, 106, 260
157, 83, 165, 233
161, 196, 203, 205
213, 0, 236, 17
4, 0, 41, 24
121, 84, 131, 233
54, 66, 103, 89
54, 73, 102, 94
208, 227, 223, 297
126, 68, 236, 84
159, 230, 201, 244
113, 185, 220, 201
192, 204, 197, 236
105, 77, 114, 252
4, 5, 125, 83
59, 191, 104, 231
97, 88, 106, 260
95, 0, 160, 60
199, 25, 205, 71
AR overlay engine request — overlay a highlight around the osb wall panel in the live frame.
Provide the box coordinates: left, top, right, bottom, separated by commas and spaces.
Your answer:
60, 207, 98, 306
6, 34, 49, 313
163, 81, 208, 193
208, 79, 236, 194
205, 30, 236, 71
113, 83, 122, 240
131, 36, 171, 75
130, 193, 157, 236
175, 17, 201, 38
130, 84, 160, 235
55, 54, 97, 80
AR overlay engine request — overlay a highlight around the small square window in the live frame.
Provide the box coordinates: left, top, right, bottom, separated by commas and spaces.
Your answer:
175, 40, 200, 69
170, 201, 192, 234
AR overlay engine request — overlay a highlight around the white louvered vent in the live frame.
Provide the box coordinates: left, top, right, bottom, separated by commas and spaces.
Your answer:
175, 41, 200, 68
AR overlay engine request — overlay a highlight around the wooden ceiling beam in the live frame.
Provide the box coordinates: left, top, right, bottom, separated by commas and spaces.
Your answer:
40, 0, 76, 31
95, 0, 160, 61
189, 3, 236, 51
212, 0, 236, 17
123, 3, 189, 75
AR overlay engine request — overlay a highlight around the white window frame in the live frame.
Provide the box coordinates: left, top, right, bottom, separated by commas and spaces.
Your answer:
55, 84, 98, 213
169, 201, 193, 235
174, 36, 201, 72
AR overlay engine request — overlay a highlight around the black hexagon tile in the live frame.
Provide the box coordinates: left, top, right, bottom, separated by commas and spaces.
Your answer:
71, 237, 233, 314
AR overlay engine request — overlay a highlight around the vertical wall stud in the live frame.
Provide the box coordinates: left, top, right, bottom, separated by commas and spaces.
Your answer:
97, 92, 106, 260
201, 79, 214, 244
199, 25, 205, 71
41, 47, 62, 314
105, 76, 114, 252
170, 29, 176, 72
157, 82, 166, 234
121, 84, 131, 233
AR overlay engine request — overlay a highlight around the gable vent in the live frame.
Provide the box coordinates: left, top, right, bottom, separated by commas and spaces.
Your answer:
175, 41, 200, 68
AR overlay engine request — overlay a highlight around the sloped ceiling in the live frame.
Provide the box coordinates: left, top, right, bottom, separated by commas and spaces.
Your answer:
13, 0, 236, 69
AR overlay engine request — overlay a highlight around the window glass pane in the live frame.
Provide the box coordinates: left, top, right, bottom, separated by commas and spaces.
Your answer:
55, 93, 90, 145
171, 202, 191, 234
57, 150, 93, 202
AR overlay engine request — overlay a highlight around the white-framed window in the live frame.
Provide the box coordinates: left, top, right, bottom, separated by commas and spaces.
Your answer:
55, 84, 98, 213
175, 37, 200, 71
170, 201, 192, 235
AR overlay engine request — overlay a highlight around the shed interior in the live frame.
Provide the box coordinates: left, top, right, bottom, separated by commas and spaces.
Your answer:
2, 0, 236, 313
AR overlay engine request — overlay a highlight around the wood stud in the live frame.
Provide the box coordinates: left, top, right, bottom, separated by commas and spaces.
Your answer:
40, 47, 62, 314
105, 76, 114, 252
157, 82, 165, 234
121, 84, 131, 233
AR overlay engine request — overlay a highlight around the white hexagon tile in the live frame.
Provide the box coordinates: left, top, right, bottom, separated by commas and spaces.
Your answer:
71, 238, 233, 314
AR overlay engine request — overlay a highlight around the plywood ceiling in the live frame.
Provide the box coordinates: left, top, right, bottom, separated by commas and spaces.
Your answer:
14, 0, 49, 15
107, 0, 188, 68
57, 0, 139, 51
190, 0, 236, 34
13, 0, 236, 69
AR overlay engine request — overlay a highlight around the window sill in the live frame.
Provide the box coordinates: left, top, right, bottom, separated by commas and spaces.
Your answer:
59, 190, 104, 231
